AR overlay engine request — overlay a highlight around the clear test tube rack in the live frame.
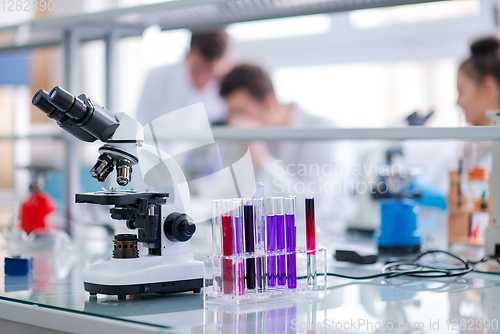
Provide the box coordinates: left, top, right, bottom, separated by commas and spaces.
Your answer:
203, 248, 327, 304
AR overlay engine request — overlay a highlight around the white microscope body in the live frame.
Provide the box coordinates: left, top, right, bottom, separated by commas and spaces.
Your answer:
32, 86, 203, 300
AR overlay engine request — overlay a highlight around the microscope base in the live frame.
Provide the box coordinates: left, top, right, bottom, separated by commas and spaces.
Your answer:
84, 278, 203, 300
82, 254, 204, 300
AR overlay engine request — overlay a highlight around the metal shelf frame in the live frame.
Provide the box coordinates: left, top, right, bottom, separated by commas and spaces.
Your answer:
157, 126, 500, 141
0, 0, 452, 53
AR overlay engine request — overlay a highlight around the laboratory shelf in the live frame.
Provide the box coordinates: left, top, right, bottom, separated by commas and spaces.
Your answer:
155, 125, 500, 141
0, 134, 64, 141
1, 126, 496, 142
0, 0, 452, 52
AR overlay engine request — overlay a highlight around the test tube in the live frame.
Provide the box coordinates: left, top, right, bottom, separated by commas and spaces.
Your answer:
212, 199, 223, 293
233, 199, 245, 295
254, 197, 267, 292
275, 197, 286, 286
307, 302, 317, 334
285, 197, 297, 289
286, 306, 297, 334
267, 309, 277, 333
267, 197, 277, 287
221, 199, 234, 295
243, 198, 256, 289
306, 197, 317, 286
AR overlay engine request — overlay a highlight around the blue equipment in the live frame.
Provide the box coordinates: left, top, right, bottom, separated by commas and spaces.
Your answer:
377, 199, 421, 254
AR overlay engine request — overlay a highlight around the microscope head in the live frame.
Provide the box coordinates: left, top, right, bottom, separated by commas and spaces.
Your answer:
32, 86, 138, 186
33, 87, 119, 142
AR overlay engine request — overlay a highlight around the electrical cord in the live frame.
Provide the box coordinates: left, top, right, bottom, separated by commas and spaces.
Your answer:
324, 249, 497, 280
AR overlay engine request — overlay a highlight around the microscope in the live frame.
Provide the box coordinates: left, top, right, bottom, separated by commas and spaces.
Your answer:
32, 86, 204, 300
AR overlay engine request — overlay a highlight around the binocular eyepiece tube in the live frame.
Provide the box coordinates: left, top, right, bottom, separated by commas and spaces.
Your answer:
32, 86, 119, 143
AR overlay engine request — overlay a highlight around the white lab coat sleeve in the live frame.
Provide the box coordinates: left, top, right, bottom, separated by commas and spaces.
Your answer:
258, 141, 358, 232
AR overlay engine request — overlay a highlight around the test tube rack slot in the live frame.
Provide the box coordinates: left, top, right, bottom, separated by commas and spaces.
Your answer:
204, 248, 327, 304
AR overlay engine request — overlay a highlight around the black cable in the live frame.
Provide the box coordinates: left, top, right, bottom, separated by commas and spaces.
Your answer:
322, 249, 496, 281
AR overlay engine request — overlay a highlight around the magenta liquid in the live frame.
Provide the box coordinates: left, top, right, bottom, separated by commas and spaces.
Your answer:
285, 214, 297, 288
267, 215, 277, 287
276, 214, 286, 285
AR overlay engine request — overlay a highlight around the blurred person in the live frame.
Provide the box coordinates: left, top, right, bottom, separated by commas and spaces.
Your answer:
136, 30, 230, 125
457, 36, 500, 126
219, 64, 357, 232
457, 36, 500, 170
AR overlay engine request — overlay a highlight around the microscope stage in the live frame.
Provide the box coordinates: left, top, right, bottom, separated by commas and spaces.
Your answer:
75, 191, 168, 206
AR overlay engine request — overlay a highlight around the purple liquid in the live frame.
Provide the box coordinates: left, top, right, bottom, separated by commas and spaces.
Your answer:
277, 308, 286, 333
244, 205, 256, 289
267, 309, 277, 333
267, 215, 277, 287
286, 214, 297, 289
276, 214, 286, 286
287, 306, 297, 333
234, 216, 245, 295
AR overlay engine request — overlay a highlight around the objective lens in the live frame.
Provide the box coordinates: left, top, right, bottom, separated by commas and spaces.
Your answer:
90, 154, 114, 182
98, 165, 114, 182
116, 159, 132, 186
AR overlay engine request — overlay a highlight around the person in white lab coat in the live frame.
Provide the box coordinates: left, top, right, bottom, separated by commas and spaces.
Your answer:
136, 30, 230, 126
219, 64, 357, 232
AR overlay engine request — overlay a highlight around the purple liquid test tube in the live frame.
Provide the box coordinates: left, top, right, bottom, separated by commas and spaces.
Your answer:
285, 197, 297, 289
275, 197, 286, 286
233, 199, 245, 295
266, 197, 277, 287
243, 198, 256, 289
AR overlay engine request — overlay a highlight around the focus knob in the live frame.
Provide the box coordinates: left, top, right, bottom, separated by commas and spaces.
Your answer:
164, 212, 196, 242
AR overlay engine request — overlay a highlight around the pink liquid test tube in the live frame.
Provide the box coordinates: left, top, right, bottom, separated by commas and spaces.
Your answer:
285, 196, 297, 289
232, 199, 245, 295
306, 197, 317, 286
267, 197, 277, 287
221, 199, 234, 295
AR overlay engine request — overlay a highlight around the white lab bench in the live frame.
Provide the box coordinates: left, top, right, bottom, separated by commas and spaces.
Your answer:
2, 228, 500, 334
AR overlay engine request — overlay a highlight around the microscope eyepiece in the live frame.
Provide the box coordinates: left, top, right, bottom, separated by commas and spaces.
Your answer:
32, 90, 45, 106
33, 86, 120, 143
32, 90, 61, 119
48, 86, 88, 121
48, 86, 75, 112
32, 89, 98, 142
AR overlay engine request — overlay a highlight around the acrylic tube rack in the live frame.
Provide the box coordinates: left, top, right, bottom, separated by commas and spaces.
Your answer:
204, 248, 327, 303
